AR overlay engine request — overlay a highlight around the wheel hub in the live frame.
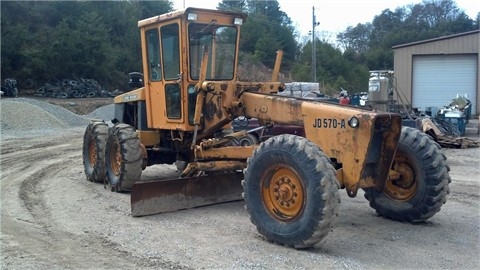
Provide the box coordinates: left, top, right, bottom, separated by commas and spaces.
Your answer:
262, 167, 304, 221
385, 155, 417, 201
393, 163, 415, 188
275, 178, 297, 207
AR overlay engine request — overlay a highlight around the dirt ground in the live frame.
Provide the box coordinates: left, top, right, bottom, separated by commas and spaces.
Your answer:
1, 98, 479, 269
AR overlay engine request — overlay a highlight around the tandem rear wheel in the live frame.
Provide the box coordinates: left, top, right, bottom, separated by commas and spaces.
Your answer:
82, 121, 109, 183
105, 124, 143, 192
82, 122, 143, 192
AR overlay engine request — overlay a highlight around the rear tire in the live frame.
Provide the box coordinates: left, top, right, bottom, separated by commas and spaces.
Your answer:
82, 122, 108, 183
243, 134, 340, 248
105, 124, 143, 192
364, 127, 451, 222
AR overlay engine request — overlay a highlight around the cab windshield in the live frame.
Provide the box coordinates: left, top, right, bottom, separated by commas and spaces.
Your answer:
188, 23, 238, 80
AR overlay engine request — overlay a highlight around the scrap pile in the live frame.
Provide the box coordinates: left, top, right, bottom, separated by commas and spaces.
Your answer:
421, 95, 478, 149
421, 117, 478, 148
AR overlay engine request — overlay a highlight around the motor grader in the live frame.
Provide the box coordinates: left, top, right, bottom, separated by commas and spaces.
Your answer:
82, 7, 451, 249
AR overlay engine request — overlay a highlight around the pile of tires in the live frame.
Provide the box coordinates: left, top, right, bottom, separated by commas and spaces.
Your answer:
34, 78, 114, 98
1, 78, 18, 97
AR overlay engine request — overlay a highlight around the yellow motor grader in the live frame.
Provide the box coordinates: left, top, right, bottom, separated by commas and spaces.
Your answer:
82, 8, 451, 248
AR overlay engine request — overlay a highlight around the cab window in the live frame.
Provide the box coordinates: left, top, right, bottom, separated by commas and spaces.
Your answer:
188, 24, 237, 80
145, 28, 162, 81
165, 84, 181, 119
161, 24, 180, 80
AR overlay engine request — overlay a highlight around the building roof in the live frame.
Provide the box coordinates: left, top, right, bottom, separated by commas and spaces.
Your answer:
392, 29, 479, 49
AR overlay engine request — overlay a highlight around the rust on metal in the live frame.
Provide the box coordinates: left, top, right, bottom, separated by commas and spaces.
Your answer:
181, 161, 247, 176
195, 146, 255, 160
131, 172, 244, 217
261, 165, 304, 221
271, 50, 283, 82
384, 152, 418, 201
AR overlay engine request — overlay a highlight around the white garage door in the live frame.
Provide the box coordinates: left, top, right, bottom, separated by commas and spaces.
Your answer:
412, 54, 477, 114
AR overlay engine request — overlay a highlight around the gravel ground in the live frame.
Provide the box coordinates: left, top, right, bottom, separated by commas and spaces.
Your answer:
1, 97, 479, 269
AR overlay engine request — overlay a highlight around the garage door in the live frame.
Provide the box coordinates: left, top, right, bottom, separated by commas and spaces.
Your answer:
412, 54, 477, 114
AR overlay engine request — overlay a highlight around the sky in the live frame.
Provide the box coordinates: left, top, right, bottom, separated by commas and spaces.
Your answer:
172, 0, 479, 42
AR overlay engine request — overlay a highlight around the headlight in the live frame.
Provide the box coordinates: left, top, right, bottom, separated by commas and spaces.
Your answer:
187, 13, 198, 21
348, 117, 359, 128
234, 17, 243, 25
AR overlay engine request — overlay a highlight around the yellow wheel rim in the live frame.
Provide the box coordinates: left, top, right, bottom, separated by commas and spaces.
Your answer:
110, 141, 121, 176
385, 153, 417, 201
261, 166, 305, 221
88, 139, 96, 167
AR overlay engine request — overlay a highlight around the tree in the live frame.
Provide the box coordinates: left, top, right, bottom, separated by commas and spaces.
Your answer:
132, 0, 173, 19
1, 1, 174, 91
238, 0, 298, 70
337, 23, 373, 53
336, 0, 477, 71
293, 39, 369, 94
421, 0, 460, 27
217, 0, 247, 12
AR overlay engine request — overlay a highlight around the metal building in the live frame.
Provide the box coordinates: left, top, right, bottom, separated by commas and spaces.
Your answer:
393, 29, 479, 115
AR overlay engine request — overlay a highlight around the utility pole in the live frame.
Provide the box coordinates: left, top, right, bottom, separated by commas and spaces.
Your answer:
312, 6, 319, 82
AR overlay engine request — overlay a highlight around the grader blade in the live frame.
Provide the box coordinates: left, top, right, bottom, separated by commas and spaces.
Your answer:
131, 172, 244, 217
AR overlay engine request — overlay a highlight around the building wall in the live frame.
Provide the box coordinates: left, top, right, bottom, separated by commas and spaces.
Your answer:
393, 30, 479, 115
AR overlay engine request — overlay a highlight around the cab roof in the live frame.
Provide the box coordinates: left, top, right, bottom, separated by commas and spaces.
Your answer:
138, 7, 247, 28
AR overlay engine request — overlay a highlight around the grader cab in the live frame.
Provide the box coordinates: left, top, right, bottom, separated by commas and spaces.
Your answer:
82, 8, 451, 248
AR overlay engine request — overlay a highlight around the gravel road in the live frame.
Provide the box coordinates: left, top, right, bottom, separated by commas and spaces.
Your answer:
1, 98, 479, 269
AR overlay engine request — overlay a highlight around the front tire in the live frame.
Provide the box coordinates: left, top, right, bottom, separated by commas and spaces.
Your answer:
243, 134, 340, 249
105, 124, 143, 192
364, 127, 451, 222
82, 122, 108, 183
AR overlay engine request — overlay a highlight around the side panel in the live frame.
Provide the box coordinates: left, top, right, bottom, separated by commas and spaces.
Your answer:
114, 103, 124, 123
239, 92, 402, 195
113, 87, 146, 127
137, 101, 148, 130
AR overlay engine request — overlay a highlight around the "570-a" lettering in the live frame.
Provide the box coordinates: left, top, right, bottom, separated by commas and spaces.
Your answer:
313, 118, 346, 129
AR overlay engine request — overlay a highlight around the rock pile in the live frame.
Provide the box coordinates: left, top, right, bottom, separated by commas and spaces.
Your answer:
0, 98, 102, 139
